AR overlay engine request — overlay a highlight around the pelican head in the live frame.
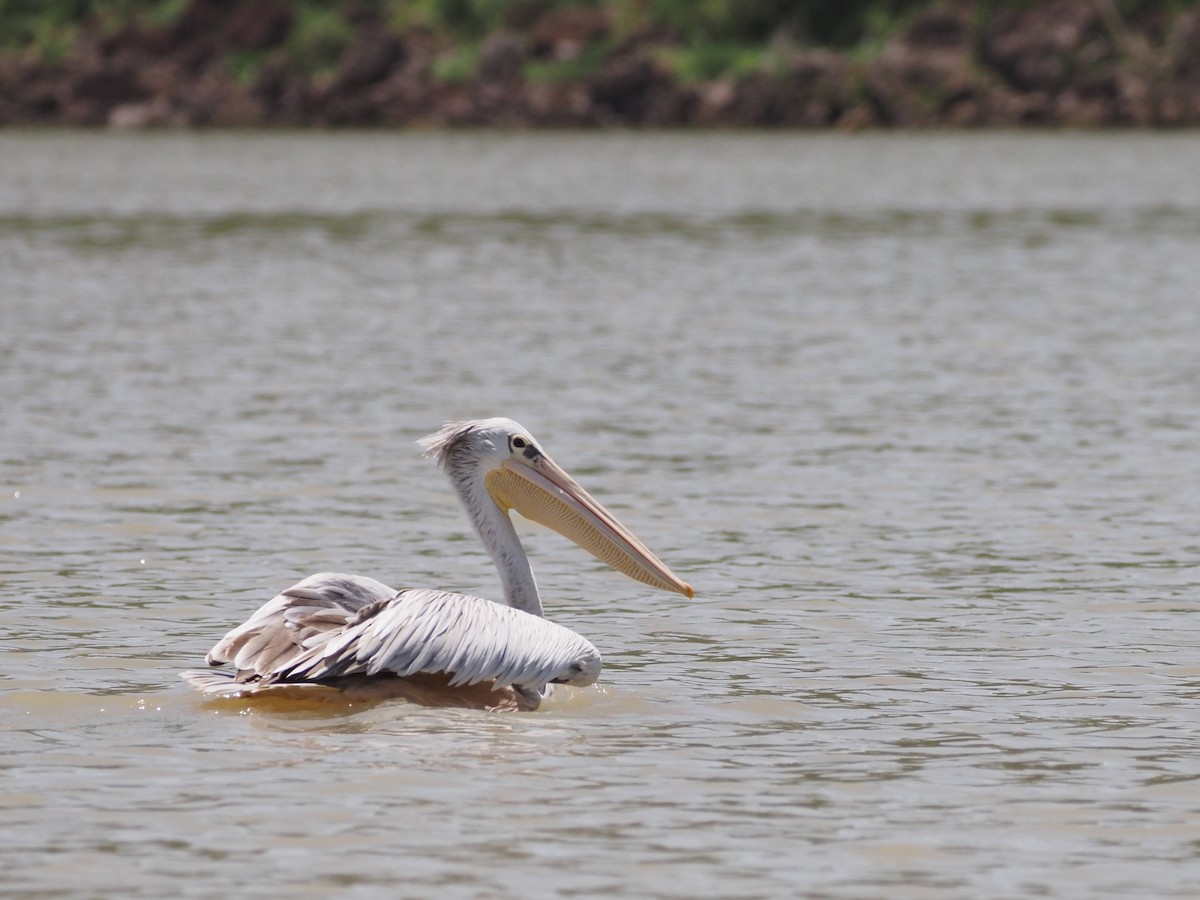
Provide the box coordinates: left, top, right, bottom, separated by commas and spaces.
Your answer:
419, 418, 693, 598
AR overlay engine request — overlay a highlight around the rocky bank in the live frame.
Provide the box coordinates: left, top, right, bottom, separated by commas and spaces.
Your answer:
2, 0, 1199, 128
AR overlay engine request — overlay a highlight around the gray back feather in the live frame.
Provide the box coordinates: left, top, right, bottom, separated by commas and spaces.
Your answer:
205, 573, 397, 676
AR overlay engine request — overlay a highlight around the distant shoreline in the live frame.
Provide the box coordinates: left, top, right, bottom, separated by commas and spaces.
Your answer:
3, 0, 1199, 129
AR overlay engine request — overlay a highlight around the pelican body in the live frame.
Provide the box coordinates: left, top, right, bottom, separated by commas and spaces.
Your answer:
181, 418, 692, 711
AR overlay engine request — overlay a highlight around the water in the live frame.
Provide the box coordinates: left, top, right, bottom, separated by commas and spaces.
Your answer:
2, 131, 1200, 898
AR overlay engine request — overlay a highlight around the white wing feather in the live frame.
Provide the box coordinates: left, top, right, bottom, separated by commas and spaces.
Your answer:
276, 588, 601, 691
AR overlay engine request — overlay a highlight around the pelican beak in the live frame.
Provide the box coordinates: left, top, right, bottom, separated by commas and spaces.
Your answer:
485, 454, 694, 598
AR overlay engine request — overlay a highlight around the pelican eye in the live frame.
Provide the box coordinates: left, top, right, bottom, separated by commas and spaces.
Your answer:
510, 434, 541, 460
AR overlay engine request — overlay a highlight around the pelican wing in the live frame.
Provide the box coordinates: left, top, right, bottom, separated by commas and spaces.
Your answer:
203, 572, 398, 678
272, 589, 602, 692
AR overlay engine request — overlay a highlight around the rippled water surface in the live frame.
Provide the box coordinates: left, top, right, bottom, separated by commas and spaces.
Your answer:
3, 131, 1200, 897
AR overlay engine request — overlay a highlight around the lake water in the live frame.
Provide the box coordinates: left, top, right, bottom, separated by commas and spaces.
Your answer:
2, 130, 1199, 898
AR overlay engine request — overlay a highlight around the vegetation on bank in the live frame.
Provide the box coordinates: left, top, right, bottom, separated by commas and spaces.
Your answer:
1, 0, 1198, 126
1, 1, 934, 72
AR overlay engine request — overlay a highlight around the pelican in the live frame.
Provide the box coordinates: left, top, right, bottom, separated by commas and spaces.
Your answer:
181, 418, 693, 711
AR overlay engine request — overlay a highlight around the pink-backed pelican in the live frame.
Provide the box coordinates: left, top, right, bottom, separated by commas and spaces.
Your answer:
181, 418, 693, 711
